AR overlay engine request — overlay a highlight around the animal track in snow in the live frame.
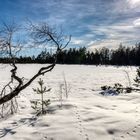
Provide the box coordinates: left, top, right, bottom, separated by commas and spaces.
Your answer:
119, 104, 140, 139
73, 105, 90, 140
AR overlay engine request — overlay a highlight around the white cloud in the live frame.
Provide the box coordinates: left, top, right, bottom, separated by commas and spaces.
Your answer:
133, 18, 140, 27
86, 21, 140, 50
127, 0, 140, 7
71, 38, 85, 45
88, 40, 121, 50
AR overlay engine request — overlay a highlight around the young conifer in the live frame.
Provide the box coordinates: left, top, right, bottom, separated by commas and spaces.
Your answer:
31, 78, 51, 115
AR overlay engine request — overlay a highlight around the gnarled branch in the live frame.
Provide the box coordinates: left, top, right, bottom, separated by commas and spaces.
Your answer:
0, 22, 71, 106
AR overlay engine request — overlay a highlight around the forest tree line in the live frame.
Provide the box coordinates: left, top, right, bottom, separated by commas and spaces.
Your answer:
0, 43, 140, 66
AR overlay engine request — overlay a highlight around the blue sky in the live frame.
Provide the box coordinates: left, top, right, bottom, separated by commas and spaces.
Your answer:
0, 0, 140, 54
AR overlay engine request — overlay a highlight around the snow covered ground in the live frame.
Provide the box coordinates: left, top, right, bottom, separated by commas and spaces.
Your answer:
0, 64, 140, 140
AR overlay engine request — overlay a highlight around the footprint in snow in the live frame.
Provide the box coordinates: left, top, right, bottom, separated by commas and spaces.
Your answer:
138, 124, 140, 127
73, 105, 90, 140
132, 129, 136, 133
120, 105, 140, 138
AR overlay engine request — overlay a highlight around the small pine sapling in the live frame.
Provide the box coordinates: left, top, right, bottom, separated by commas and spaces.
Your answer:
134, 67, 140, 87
31, 78, 51, 115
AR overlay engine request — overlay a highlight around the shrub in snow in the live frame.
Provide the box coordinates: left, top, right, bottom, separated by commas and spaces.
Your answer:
31, 78, 51, 115
100, 89, 119, 96
100, 84, 120, 96
100, 83, 132, 96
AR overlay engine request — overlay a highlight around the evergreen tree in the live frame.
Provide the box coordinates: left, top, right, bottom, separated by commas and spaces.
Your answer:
31, 78, 51, 115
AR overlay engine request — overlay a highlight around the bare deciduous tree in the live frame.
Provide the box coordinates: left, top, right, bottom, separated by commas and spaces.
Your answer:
0, 21, 71, 113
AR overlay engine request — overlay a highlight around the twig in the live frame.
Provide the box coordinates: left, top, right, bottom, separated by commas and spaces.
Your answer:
123, 70, 131, 87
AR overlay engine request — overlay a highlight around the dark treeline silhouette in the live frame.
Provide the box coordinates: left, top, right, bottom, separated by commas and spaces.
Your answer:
0, 43, 140, 66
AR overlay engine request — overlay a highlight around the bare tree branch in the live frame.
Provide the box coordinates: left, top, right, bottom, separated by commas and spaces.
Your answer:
0, 22, 71, 107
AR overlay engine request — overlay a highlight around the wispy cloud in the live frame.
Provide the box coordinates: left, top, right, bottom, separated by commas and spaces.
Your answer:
133, 18, 140, 27
0, 0, 140, 50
